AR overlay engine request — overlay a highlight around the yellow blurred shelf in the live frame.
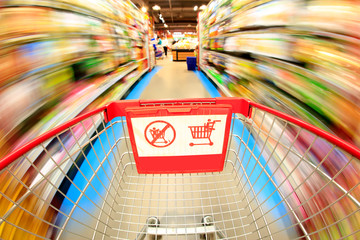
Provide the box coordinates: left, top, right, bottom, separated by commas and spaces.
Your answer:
2, 0, 146, 34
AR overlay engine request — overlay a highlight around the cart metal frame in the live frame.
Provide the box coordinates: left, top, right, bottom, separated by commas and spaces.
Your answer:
1, 98, 359, 240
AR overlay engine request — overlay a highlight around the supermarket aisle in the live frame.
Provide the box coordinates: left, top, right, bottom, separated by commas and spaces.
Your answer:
140, 56, 211, 99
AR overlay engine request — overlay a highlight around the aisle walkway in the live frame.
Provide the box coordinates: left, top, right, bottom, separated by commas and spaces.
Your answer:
140, 55, 211, 99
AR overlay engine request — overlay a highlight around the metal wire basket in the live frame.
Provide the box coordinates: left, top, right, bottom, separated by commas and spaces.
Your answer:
0, 98, 359, 239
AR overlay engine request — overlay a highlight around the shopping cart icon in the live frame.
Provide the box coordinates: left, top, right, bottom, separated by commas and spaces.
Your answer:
145, 120, 176, 148
189, 119, 221, 146
150, 127, 168, 143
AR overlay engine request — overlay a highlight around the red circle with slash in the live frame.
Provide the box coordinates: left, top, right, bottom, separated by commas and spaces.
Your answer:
144, 120, 176, 148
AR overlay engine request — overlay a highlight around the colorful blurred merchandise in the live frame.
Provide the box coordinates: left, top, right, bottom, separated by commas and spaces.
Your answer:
231, 0, 254, 11
0, 0, 150, 161
0, 7, 53, 39
200, 0, 360, 148
199, 1, 360, 239
224, 31, 294, 60
230, 0, 297, 29
293, 0, 360, 38
0, 16, 149, 240
0, 0, 151, 238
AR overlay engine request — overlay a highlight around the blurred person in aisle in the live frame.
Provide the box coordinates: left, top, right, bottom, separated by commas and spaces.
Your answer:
162, 37, 169, 57
155, 37, 164, 59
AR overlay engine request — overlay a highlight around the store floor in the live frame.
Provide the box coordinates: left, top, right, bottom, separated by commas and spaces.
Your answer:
140, 54, 211, 99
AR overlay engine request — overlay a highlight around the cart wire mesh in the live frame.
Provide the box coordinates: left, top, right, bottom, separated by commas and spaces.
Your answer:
0, 100, 359, 239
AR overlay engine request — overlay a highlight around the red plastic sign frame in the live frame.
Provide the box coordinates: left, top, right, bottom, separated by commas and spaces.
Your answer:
125, 104, 233, 174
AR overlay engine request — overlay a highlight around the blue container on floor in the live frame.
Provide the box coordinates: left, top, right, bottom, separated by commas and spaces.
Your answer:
186, 57, 197, 71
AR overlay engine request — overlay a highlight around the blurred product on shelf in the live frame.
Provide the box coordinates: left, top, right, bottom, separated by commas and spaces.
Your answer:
199, 0, 360, 239
0, 0, 151, 160
199, 0, 360, 147
172, 38, 198, 50
147, 17, 156, 68
0, 2, 151, 237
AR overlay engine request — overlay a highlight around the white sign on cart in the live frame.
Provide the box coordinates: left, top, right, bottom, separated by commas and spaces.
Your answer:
131, 115, 227, 156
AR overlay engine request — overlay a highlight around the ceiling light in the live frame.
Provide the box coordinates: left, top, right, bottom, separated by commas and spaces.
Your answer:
194, 6, 198, 11
164, 24, 168, 28
141, 6, 147, 12
199, 5, 206, 10
187, 24, 192, 27
152, 5, 161, 10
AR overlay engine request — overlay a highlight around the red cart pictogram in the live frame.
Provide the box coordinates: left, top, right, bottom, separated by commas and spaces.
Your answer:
144, 120, 176, 148
150, 127, 168, 144
188, 119, 221, 146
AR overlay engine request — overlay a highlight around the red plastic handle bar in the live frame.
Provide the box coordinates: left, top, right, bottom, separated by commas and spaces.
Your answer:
104, 97, 252, 122
1, 97, 360, 171
249, 102, 360, 162
0, 106, 106, 171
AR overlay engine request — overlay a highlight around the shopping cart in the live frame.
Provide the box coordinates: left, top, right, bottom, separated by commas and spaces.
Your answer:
189, 119, 221, 146
155, 46, 164, 60
149, 126, 168, 144
0, 98, 360, 240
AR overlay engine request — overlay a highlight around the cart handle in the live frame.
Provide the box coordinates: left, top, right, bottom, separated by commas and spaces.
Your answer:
104, 97, 252, 122
0, 106, 106, 170
249, 101, 360, 161
1, 97, 360, 171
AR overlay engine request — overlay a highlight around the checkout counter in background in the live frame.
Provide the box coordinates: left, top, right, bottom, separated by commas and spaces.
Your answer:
172, 49, 195, 61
